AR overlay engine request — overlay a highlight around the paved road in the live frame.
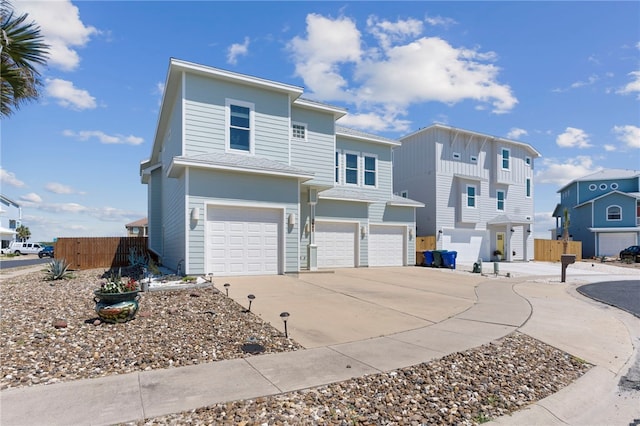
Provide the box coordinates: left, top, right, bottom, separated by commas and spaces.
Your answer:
0, 257, 49, 270
577, 279, 640, 318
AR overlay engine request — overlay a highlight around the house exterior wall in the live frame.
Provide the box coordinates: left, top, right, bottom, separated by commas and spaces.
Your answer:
187, 168, 299, 275
290, 107, 335, 187
395, 125, 537, 262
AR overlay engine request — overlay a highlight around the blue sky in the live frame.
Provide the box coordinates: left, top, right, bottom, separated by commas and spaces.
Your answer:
2, 1, 639, 242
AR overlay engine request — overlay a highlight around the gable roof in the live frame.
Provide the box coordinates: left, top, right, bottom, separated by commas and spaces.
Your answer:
125, 218, 148, 228
400, 123, 541, 158
575, 190, 640, 208
557, 168, 640, 192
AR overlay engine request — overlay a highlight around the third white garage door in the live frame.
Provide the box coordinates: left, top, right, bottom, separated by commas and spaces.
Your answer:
369, 225, 405, 266
316, 222, 356, 268
598, 232, 636, 256
206, 206, 281, 276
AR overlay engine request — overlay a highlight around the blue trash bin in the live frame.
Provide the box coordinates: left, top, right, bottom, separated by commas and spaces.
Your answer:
442, 251, 457, 269
423, 251, 434, 267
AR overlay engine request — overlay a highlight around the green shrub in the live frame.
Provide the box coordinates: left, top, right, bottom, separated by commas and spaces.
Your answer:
45, 259, 73, 281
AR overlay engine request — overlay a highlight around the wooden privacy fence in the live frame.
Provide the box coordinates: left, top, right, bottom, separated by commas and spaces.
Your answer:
55, 237, 149, 270
534, 239, 582, 262
415, 235, 436, 265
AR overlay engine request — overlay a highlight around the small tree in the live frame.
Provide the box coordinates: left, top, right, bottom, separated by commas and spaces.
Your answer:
562, 208, 570, 254
16, 224, 30, 242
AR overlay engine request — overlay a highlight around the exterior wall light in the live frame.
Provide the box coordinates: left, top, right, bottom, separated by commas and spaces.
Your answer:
288, 213, 296, 227
361, 225, 367, 238
190, 207, 199, 222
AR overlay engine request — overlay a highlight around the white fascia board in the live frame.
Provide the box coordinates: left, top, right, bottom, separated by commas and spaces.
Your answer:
293, 98, 347, 119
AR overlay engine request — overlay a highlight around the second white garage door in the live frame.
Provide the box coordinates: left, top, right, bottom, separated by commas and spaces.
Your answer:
598, 232, 636, 256
316, 222, 357, 268
206, 206, 281, 276
369, 225, 405, 266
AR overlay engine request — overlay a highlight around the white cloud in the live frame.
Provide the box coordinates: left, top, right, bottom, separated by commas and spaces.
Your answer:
46, 78, 97, 110
613, 125, 640, 149
507, 128, 528, 140
603, 144, 616, 152
424, 15, 457, 28
552, 74, 600, 93
535, 156, 601, 186
20, 193, 43, 203
227, 37, 250, 65
617, 70, 640, 98
287, 13, 517, 132
45, 182, 77, 194
0, 169, 26, 188
556, 127, 592, 148
338, 110, 411, 133
63, 130, 144, 145
13, 0, 98, 71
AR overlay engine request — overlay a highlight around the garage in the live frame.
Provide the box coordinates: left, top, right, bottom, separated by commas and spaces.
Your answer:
598, 232, 637, 256
369, 225, 405, 266
206, 206, 281, 276
315, 222, 357, 268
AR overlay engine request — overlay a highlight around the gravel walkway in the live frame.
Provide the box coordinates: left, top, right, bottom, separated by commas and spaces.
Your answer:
1, 267, 593, 425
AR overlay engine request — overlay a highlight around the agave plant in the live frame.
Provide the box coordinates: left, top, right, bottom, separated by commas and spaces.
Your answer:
45, 259, 72, 281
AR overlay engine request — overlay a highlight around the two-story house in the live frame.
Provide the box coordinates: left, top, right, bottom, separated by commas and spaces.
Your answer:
125, 218, 148, 237
0, 195, 21, 251
393, 124, 540, 263
141, 59, 422, 276
553, 169, 640, 258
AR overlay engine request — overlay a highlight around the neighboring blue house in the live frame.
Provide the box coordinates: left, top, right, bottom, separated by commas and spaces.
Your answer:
141, 59, 423, 276
553, 169, 640, 258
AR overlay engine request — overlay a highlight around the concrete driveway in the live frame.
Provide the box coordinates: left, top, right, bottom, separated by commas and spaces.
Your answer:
220, 266, 484, 348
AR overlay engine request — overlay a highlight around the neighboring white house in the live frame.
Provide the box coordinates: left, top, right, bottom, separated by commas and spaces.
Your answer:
0, 195, 21, 251
393, 124, 541, 263
140, 59, 423, 276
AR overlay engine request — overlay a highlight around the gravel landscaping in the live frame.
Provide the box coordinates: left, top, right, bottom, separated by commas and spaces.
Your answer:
1, 266, 593, 425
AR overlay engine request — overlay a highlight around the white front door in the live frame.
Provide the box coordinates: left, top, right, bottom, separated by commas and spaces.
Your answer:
315, 222, 357, 268
369, 225, 405, 266
206, 206, 281, 276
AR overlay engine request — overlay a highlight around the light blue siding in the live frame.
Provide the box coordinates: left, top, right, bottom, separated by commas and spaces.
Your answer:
291, 107, 335, 186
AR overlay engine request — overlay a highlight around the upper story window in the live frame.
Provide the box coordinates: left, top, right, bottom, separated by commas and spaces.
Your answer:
364, 155, 377, 187
8, 219, 16, 229
501, 148, 510, 170
588, 184, 597, 191
226, 99, 254, 153
470, 155, 478, 163
452, 152, 461, 160
599, 183, 607, 190
400, 190, 408, 198
467, 185, 476, 208
526, 178, 531, 197
607, 205, 621, 221
610, 182, 619, 190
496, 190, 505, 211
525, 156, 532, 166
335, 152, 340, 183
292, 122, 306, 140
345, 153, 359, 185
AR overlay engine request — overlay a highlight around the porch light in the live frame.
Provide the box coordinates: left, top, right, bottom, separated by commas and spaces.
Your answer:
280, 311, 290, 338
510, 228, 515, 232
361, 225, 367, 237
409, 228, 414, 239
190, 207, 199, 222
288, 213, 296, 227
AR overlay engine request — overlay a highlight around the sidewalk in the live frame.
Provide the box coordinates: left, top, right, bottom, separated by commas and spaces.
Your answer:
1, 262, 638, 425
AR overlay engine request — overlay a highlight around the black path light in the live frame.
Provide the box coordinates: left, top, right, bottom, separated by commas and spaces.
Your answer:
247, 294, 255, 312
224, 283, 230, 296
280, 311, 290, 338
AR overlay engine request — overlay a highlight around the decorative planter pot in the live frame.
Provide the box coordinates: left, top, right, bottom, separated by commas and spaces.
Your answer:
94, 290, 140, 323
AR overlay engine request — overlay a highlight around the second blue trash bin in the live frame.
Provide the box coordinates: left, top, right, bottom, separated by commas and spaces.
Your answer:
442, 251, 458, 269
423, 250, 434, 267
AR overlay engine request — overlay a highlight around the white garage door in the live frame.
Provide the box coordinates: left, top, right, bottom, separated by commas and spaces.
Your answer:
316, 222, 356, 268
598, 232, 637, 256
206, 206, 281, 276
369, 225, 405, 266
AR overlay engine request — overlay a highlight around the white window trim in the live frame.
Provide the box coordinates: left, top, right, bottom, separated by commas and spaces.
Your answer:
400, 190, 408, 198
363, 153, 378, 188
525, 156, 532, 166
466, 184, 477, 208
470, 155, 478, 163
606, 205, 622, 221
588, 184, 597, 191
496, 190, 505, 211
292, 121, 307, 141
610, 182, 619, 190
452, 152, 461, 160
526, 178, 531, 198
599, 183, 607, 190
225, 98, 255, 154
501, 148, 511, 170
343, 150, 360, 186
335, 151, 341, 184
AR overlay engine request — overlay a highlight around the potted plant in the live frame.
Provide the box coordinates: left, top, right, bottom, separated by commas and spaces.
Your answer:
93, 268, 141, 323
493, 249, 503, 261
